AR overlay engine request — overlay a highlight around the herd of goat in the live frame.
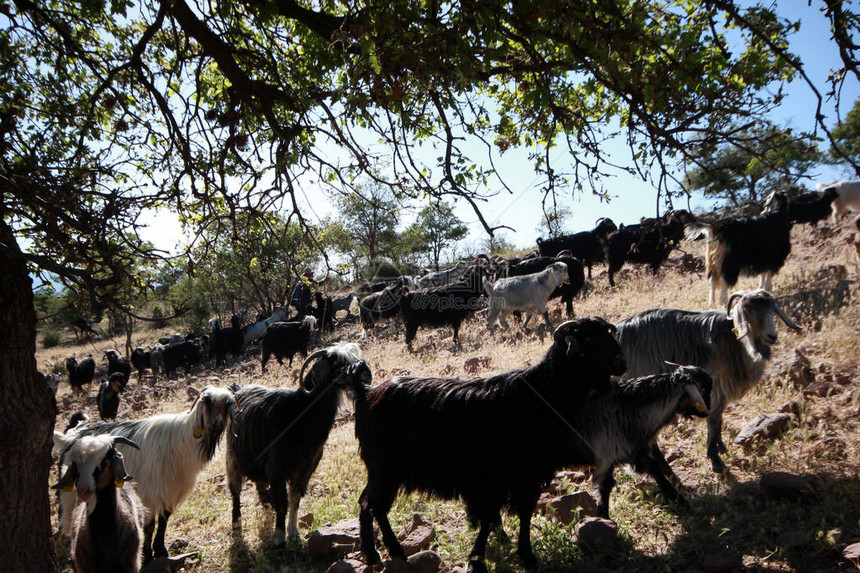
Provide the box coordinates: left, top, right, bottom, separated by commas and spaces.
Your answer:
51, 182, 859, 572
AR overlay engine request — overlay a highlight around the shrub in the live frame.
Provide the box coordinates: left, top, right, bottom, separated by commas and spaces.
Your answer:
42, 330, 61, 348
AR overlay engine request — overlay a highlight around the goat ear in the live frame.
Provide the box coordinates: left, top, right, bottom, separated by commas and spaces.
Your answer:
564, 335, 580, 358
111, 450, 133, 487
53, 462, 78, 491
683, 384, 709, 415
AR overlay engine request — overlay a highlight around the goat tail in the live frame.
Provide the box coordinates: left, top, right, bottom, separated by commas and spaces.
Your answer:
684, 221, 712, 242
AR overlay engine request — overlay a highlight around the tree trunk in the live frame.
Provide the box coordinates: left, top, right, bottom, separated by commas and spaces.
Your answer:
0, 220, 59, 572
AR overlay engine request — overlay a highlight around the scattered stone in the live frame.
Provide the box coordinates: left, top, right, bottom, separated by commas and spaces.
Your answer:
702, 549, 742, 573
843, 542, 860, 565
327, 559, 368, 573
788, 349, 815, 387
299, 512, 315, 528
464, 356, 492, 373
397, 514, 435, 556
406, 550, 444, 573
535, 491, 554, 512
734, 413, 792, 445
168, 537, 189, 551
139, 552, 199, 573
779, 401, 801, 417
835, 372, 853, 386
803, 380, 839, 398
307, 518, 373, 556
760, 471, 815, 501
546, 491, 599, 524
574, 517, 618, 550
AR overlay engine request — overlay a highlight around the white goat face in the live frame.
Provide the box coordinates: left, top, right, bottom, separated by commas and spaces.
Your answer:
56, 435, 114, 510
191, 386, 239, 441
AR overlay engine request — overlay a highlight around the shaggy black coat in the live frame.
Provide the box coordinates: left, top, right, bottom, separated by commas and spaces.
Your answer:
227, 348, 371, 545
502, 255, 586, 317
104, 350, 132, 385
97, 373, 127, 420
789, 188, 838, 226
210, 315, 243, 367
398, 266, 489, 347
160, 340, 203, 377
359, 279, 411, 331
260, 317, 316, 372
536, 218, 617, 278
604, 210, 696, 287
353, 317, 625, 571
66, 355, 96, 392
711, 193, 792, 286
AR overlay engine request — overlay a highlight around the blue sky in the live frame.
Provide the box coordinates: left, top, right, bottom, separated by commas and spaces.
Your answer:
140, 2, 859, 257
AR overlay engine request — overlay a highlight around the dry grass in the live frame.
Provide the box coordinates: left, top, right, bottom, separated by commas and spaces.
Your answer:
45, 223, 860, 572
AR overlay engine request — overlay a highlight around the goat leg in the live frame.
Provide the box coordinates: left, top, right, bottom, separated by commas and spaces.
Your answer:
707, 410, 727, 473
270, 479, 289, 547
358, 488, 382, 566
514, 497, 539, 571
153, 510, 171, 558
286, 483, 303, 542
594, 466, 616, 518
142, 518, 155, 563
466, 520, 493, 573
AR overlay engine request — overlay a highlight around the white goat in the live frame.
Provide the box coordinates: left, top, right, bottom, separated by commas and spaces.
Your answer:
241, 306, 288, 348
483, 261, 569, 333
56, 385, 239, 563
615, 289, 801, 473
817, 180, 860, 222
415, 260, 469, 288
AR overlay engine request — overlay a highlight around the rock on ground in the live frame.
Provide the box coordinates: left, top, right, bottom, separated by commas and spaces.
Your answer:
734, 413, 792, 445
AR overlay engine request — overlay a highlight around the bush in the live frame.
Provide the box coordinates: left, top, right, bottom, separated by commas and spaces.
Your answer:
151, 305, 169, 329
42, 330, 61, 348
364, 259, 402, 281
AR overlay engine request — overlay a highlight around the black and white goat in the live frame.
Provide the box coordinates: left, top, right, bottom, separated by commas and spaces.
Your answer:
536, 218, 617, 279
227, 343, 372, 546
97, 373, 127, 420
615, 289, 801, 472
354, 318, 625, 572
241, 306, 288, 348
566, 365, 712, 517
605, 210, 696, 287
789, 188, 838, 226
104, 349, 132, 387
686, 191, 792, 305
260, 315, 318, 372
816, 180, 860, 222
53, 434, 145, 573
57, 386, 239, 562
66, 354, 96, 394
399, 264, 490, 348
484, 261, 570, 333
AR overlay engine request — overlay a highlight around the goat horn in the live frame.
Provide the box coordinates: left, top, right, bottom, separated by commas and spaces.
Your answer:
774, 301, 802, 331
552, 320, 580, 340
683, 383, 709, 415
112, 436, 140, 450
299, 349, 330, 389
726, 292, 745, 314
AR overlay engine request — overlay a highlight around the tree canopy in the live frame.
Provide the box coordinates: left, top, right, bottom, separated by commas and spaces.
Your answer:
2, 3, 860, 567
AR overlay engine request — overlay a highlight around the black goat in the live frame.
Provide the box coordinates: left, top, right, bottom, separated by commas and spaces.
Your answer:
331, 292, 356, 319
354, 318, 625, 572
536, 218, 617, 279
686, 191, 792, 305
605, 210, 696, 287
399, 265, 490, 348
210, 315, 244, 367
130, 347, 152, 381
154, 340, 204, 378
260, 316, 318, 372
227, 344, 372, 546
789, 188, 838, 226
501, 254, 586, 317
66, 354, 96, 394
97, 372, 127, 420
104, 349, 132, 386
359, 276, 415, 335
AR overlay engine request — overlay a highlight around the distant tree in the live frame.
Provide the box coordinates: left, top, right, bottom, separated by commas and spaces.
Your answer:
333, 184, 402, 268
536, 205, 572, 239
683, 126, 821, 207
481, 232, 516, 255
405, 202, 469, 270
829, 98, 860, 169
